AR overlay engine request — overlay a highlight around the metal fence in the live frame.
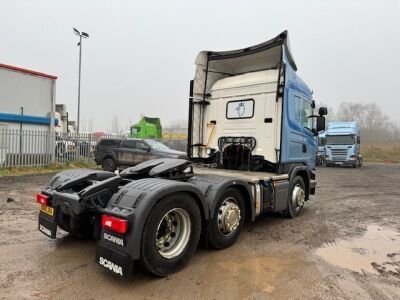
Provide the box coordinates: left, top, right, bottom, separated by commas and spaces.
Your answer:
0, 129, 187, 168
156, 139, 187, 153
0, 129, 53, 168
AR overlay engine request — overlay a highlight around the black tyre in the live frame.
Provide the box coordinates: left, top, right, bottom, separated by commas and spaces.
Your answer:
102, 158, 116, 172
286, 176, 306, 218
353, 160, 359, 168
207, 188, 245, 250
139, 193, 201, 276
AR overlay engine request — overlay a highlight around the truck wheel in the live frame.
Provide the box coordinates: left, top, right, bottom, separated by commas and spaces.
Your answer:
139, 193, 201, 277
102, 158, 116, 172
286, 176, 305, 218
207, 188, 245, 249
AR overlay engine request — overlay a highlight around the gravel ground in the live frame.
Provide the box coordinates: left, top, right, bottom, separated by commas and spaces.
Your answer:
0, 163, 399, 299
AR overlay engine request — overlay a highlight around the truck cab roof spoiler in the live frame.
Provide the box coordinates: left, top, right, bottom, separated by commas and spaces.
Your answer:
204, 30, 297, 71
192, 30, 296, 104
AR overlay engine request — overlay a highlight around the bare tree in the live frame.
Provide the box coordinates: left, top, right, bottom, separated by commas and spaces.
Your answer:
335, 102, 398, 143
336, 102, 388, 131
316, 102, 335, 124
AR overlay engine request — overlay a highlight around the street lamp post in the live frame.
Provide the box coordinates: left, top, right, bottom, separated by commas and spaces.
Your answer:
73, 28, 89, 134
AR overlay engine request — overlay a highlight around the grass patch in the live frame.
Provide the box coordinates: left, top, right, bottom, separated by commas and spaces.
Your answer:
362, 143, 400, 163
0, 161, 99, 177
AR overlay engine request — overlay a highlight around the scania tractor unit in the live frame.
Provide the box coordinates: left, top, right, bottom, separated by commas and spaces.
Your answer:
324, 121, 362, 167
36, 31, 327, 278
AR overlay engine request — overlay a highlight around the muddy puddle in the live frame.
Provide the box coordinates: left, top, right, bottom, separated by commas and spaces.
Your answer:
316, 225, 400, 276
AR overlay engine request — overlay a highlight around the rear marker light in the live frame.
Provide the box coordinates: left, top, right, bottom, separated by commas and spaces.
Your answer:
101, 215, 128, 234
36, 193, 48, 206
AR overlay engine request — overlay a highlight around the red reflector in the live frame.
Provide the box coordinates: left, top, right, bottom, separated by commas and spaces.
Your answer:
101, 215, 128, 234
36, 193, 48, 206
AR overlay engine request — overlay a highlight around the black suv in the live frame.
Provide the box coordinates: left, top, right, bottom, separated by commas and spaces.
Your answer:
94, 138, 187, 171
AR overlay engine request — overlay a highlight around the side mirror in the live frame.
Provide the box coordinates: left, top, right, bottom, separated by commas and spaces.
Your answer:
318, 107, 328, 116
316, 116, 325, 132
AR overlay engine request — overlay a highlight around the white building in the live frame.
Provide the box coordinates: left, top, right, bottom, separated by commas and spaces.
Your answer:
0, 63, 57, 131
0, 64, 57, 165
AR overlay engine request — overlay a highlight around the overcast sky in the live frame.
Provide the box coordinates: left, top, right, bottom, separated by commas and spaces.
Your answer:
0, 0, 399, 131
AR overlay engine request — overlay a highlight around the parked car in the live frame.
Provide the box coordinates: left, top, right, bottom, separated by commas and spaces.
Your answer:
94, 138, 187, 171
55, 134, 76, 159
55, 134, 96, 159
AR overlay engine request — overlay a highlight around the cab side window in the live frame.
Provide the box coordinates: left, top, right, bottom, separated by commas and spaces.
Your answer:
293, 95, 313, 131
135, 141, 147, 150
121, 140, 136, 149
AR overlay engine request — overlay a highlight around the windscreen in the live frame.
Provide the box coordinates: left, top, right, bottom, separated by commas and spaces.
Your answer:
326, 135, 355, 145
131, 127, 141, 134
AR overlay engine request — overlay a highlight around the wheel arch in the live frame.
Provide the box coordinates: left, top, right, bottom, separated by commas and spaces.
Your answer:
289, 166, 310, 200
102, 154, 116, 162
227, 184, 253, 223
103, 178, 209, 261
187, 176, 255, 222
183, 190, 208, 227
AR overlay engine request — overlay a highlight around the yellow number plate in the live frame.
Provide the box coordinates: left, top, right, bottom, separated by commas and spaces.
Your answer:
40, 204, 54, 216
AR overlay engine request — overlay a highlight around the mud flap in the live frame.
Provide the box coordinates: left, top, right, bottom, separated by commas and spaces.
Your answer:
310, 179, 316, 195
96, 244, 133, 278
38, 213, 57, 239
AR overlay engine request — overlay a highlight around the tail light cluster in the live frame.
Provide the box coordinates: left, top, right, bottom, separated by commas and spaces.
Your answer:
36, 193, 48, 206
101, 214, 128, 234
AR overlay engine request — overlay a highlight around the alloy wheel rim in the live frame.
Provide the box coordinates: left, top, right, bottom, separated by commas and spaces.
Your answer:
156, 208, 191, 259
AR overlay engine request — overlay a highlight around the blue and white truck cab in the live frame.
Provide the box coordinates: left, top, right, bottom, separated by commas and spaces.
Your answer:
36, 31, 327, 279
324, 121, 362, 168
189, 31, 325, 174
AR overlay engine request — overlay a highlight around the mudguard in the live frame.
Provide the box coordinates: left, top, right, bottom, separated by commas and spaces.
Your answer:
288, 165, 311, 199
99, 178, 208, 261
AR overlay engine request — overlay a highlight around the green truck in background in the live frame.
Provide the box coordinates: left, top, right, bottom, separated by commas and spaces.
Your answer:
130, 116, 162, 139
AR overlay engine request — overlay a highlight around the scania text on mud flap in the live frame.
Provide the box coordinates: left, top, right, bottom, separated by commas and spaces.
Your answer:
98, 257, 124, 276
37, 31, 327, 279
103, 232, 125, 246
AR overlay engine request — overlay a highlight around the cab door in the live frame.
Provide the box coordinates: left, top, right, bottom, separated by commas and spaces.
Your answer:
287, 93, 315, 167
295, 95, 315, 167
287, 94, 306, 162
132, 140, 150, 164
118, 140, 136, 166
